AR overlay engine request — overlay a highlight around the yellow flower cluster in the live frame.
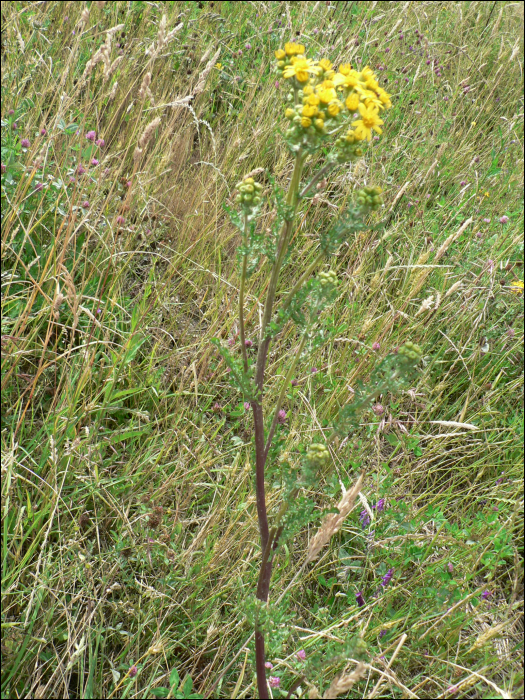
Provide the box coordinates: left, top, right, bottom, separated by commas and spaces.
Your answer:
275, 43, 392, 143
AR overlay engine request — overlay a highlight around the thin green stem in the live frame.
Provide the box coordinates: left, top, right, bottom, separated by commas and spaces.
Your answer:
239, 254, 249, 373
264, 334, 306, 459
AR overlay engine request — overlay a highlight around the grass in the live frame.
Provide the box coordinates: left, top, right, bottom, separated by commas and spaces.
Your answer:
1, 1, 523, 698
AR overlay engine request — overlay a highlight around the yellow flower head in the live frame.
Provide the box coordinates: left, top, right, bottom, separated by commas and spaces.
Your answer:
318, 87, 337, 104
306, 94, 320, 106
303, 85, 314, 96
301, 116, 312, 128
345, 130, 357, 144
275, 49, 286, 60
283, 57, 317, 83
351, 103, 384, 141
285, 108, 296, 119
345, 92, 360, 112
333, 69, 362, 90
378, 89, 392, 109
319, 59, 333, 71
314, 118, 325, 131
284, 42, 305, 56
510, 280, 524, 295
339, 63, 353, 76
327, 101, 341, 117
361, 89, 383, 110
302, 104, 318, 117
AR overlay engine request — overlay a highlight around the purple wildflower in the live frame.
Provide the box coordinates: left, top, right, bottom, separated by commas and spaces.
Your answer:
244, 402, 251, 410
381, 568, 394, 586
372, 341, 380, 351
359, 510, 371, 528
8, 109, 14, 115
296, 649, 306, 660
448, 562, 454, 573
245, 43, 252, 50
310, 366, 318, 374
499, 215, 510, 224
1, 163, 6, 173
268, 677, 280, 689
96, 138, 105, 148
277, 409, 287, 424
483, 218, 491, 223
20, 138, 30, 148
34, 182, 44, 191
116, 215, 125, 225
373, 403, 384, 416
244, 339, 253, 348
481, 590, 491, 600
12, 122, 18, 130
82, 200, 90, 209
128, 665, 138, 678
375, 498, 386, 512
356, 591, 366, 607
86, 130, 96, 142
126, 180, 132, 188
40, 128, 47, 136
264, 662, 273, 670
77, 164, 86, 175
379, 629, 387, 638
460, 180, 467, 186
507, 327, 515, 338
291, 379, 298, 387
91, 158, 99, 166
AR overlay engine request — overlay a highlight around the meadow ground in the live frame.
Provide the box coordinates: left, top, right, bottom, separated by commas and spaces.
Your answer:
1, 1, 524, 698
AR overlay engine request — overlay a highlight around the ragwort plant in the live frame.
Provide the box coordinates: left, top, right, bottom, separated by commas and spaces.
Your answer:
217, 42, 424, 698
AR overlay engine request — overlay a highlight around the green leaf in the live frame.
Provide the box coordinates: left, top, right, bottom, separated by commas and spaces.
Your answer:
150, 688, 169, 698
170, 668, 180, 689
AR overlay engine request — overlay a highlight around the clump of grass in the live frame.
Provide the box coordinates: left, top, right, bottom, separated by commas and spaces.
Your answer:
1, 2, 523, 699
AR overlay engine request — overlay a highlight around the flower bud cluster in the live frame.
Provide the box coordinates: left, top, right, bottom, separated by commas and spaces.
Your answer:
318, 270, 338, 287
397, 341, 423, 365
235, 176, 263, 212
332, 129, 364, 163
306, 443, 330, 467
356, 185, 384, 211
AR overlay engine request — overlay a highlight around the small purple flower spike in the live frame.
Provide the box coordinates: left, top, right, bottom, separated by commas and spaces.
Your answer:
86, 130, 96, 142
375, 498, 386, 512
277, 409, 287, 424
356, 591, 365, 607
481, 590, 491, 600
381, 568, 394, 586
82, 200, 90, 209
268, 677, 280, 688
244, 402, 251, 410
245, 339, 253, 348
264, 662, 273, 670
296, 649, 306, 660
20, 138, 30, 148
499, 215, 510, 224
359, 510, 370, 528
128, 665, 138, 678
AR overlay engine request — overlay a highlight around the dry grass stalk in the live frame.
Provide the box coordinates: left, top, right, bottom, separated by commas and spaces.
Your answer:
306, 472, 364, 563
134, 117, 162, 161
323, 662, 367, 699
193, 48, 221, 96
444, 280, 463, 298
138, 72, 154, 103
